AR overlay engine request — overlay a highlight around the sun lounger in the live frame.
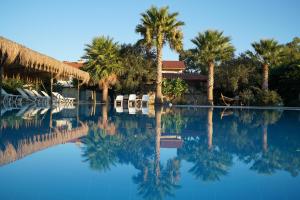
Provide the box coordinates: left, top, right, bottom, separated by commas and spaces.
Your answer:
52, 92, 76, 103
31, 90, 50, 104
128, 94, 136, 107
128, 106, 136, 114
142, 107, 149, 115
16, 88, 34, 102
1, 88, 22, 106
141, 95, 149, 107
114, 95, 123, 107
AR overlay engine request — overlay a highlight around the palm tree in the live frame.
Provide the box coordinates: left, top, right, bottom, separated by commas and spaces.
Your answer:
251, 39, 282, 90
82, 36, 122, 103
136, 6, 184, 104
191, 30, 235, 105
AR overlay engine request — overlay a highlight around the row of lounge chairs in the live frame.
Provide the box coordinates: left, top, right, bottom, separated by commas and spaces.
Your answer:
1, 102, 76, 117
1, 88, 75, 106
114, 94, 149, 114
115, 94, 149, 108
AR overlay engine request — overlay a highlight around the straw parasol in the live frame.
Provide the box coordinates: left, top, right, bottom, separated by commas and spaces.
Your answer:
0, 36, 90, 83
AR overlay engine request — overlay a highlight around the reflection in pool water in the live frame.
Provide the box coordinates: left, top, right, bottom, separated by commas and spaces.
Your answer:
0, 104, 300, 199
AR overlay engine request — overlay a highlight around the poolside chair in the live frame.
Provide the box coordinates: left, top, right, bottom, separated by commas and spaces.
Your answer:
142, 106, 149, 115
52, 92, 76, 104
114, 95, 123, 107
41, 91, 51, 100
128, 94, 137, 108
141, 95, 149, 108
31, 90, 50, 104
23, 88, 41, 102
1, 88, 22, 106
128, 106, 136, 115
116, 106, 123, 113
16, 88, 34, 103
16, 104, 31, 117
220, 93, 241, 106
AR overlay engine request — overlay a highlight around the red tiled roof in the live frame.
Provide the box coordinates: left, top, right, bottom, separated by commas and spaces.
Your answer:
162, 61, 185, 69
63, 61, 84, 69
163, 73, 207, 81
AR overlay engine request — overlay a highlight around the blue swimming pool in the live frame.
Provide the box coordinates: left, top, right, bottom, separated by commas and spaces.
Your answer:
0, 105, 300, 199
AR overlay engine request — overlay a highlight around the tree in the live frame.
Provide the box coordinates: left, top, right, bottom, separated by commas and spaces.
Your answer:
82, 36, 122, 103
136, 6, 184, 104
117, 43, 156, 94
191, 30, 235, 105
251, 39, 282, 90
162, 78, 188, 101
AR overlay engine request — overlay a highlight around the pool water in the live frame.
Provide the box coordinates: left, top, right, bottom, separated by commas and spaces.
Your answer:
0, 105, 300, 200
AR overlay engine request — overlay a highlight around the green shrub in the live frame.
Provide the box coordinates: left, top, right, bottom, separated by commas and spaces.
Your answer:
239, 89, 255, 106
163, 78, 188, 100
253, 88, 283, 106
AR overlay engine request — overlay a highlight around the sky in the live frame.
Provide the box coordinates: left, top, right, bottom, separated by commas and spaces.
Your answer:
1, 0, 300, 61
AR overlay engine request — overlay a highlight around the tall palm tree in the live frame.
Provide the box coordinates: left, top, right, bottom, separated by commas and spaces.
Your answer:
82, 36, 122, 103
191, 30, 235, 105
251, 39, 282, 90
136, 6, 184, 104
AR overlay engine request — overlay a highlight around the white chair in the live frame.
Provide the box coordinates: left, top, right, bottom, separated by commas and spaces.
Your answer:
114, 95, 123, 107
128, 106, 136, 115
142, 107, 149, 115
23, 89, 41, 102
1, 88, 22, 106
128, 94, 136, 108
16, 88, 34, 102
41, 91, 51, 100
31, 90, 50, 104
52, 92, 76, 103
141, 95, 149, 107
116, 106, 123, 113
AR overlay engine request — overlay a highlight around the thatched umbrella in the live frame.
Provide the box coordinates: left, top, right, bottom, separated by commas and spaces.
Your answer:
0, 36, 90, 102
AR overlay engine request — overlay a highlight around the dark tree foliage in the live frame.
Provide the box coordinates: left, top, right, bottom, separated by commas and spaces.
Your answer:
116, 43, 156, 94
270, 62, 300, 106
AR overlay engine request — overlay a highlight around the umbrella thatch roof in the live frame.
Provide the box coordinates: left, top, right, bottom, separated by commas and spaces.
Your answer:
0, 36, 90, 83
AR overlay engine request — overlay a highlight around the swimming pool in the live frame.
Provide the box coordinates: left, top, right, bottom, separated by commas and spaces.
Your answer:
0, 105, 300, 199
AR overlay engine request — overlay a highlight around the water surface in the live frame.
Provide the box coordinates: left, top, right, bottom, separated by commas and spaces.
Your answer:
1, 105, 300, 200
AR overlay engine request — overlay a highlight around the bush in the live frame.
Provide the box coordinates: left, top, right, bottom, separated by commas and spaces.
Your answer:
253, 88, 283, 106
239, 89, 255, 106
163, 78, 188, 101
239, 88, 283, 106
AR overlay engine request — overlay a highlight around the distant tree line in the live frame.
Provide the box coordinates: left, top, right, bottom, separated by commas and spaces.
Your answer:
81, 6, 300, 106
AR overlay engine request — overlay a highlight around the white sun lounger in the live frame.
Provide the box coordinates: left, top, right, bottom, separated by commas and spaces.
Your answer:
128, 106, 136, 114
16, 88, 34, 102
52, 92, 76, 103
31, 90, 50, 104
115, 95, 123, 107
128, 94, 136, 108
141, 95, 149, 107
1, 88, 22, 106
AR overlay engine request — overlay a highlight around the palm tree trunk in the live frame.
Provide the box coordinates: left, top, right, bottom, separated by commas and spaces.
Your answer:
102, 83, 108, 103
156, 46, 163, 104
102, 104, 108, 127
93, 90, 97, 104
207, 107, 213, 150
262, 125, 268, 152
262, 64, 269, 90
207, 62, 214, 105
155, 107, 162, 183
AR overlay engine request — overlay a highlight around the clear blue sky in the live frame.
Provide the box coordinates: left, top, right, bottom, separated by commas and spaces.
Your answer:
1, 0, 299, 61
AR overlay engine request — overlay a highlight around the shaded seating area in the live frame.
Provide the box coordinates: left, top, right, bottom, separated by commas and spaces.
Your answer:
0, 36, 90, 107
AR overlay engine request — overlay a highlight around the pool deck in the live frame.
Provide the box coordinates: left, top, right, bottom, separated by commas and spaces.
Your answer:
173, 105, 300, 111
